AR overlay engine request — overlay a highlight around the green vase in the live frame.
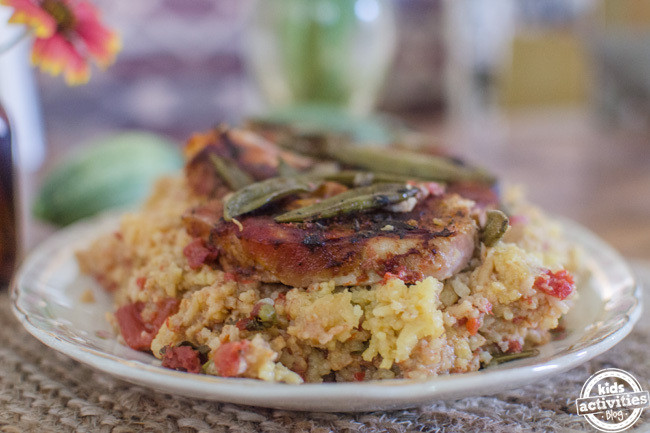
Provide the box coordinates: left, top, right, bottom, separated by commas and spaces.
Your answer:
244, 0, 397, 115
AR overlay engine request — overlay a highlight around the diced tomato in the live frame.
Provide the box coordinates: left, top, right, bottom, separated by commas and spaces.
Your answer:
381, 272, 400, 284
422, 182, 445, 196
466, 317, 481, 336
136, 277, 146, 290
235, 318, 252, 331
183, 238, 218, 270
115, 298, 180, 351
214, 341, 250, 377
114, 302, 150, 351
161, 345, 201, 373
151, 298, 180, 329
224, 272, 237, 282
533, 269, 575, 300
354, 371, 366, 382
382, 265, 423, 284
507, 340, 522, 353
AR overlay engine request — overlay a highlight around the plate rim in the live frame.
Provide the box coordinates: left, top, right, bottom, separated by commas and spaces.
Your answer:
10, 213, 644, 411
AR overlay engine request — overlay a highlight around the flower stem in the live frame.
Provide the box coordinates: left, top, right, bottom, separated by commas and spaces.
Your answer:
0, 27, 31, 56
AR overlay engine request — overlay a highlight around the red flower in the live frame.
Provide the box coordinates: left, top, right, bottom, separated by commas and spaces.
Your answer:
2, 0, 55, 37
1, 0, 120, 85
31, 34, 89, 84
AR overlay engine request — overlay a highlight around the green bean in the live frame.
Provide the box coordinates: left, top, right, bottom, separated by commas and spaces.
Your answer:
223, 170, 414, 221
275, 183, 418, 223
489, 349, 539, 366
223, 175, 322, 221
325, 145, 496, 185
177, 341, 211, 357
209, 154, 254, 191
306, 161, 340, 177
481, 209, 509, 247
323, 170, 418, 187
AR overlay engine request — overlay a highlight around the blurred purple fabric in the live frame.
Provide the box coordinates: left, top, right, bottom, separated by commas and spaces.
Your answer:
38, 0, 445, 159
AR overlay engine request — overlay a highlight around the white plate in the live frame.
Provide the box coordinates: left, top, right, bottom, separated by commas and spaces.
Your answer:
11, 213, 643, 412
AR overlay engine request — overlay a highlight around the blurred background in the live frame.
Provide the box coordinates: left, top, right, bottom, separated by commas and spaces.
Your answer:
32, 0, 640, 135
2, 0, 650, 280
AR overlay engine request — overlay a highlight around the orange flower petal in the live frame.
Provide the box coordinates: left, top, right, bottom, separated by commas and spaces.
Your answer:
1, 0, 56, 37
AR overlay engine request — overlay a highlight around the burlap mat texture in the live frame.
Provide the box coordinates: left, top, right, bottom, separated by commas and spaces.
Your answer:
1, 263, 649, 433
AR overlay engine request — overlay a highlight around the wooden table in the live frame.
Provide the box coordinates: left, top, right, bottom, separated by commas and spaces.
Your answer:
21, 107, 650, 264
407, 108, 650, 262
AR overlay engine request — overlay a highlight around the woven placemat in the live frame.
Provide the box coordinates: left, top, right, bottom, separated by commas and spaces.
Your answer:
2, 263, 649, 433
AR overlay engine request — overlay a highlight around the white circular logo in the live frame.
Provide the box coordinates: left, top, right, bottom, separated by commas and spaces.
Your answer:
576, 368, 649, 432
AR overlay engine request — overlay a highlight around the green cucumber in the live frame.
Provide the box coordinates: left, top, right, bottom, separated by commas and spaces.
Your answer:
33, 131, 183, 226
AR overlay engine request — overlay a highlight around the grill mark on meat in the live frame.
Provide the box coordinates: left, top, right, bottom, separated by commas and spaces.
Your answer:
302, 233, 325, 252
432, 227, 454, 237
199, 193, 479, 287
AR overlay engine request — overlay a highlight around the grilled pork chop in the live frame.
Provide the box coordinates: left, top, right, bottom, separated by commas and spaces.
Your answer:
182, 127, 496, 288
185, 190, 480, 288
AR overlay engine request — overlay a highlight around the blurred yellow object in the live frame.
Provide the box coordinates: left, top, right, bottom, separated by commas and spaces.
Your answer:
599, 0, 650, 28
499, 31, 590, 109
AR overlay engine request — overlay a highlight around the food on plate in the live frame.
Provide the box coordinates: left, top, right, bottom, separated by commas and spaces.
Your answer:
76, 125, 582, 383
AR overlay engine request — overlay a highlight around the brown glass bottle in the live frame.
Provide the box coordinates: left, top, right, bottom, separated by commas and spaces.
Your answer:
0, 104, 15, 286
